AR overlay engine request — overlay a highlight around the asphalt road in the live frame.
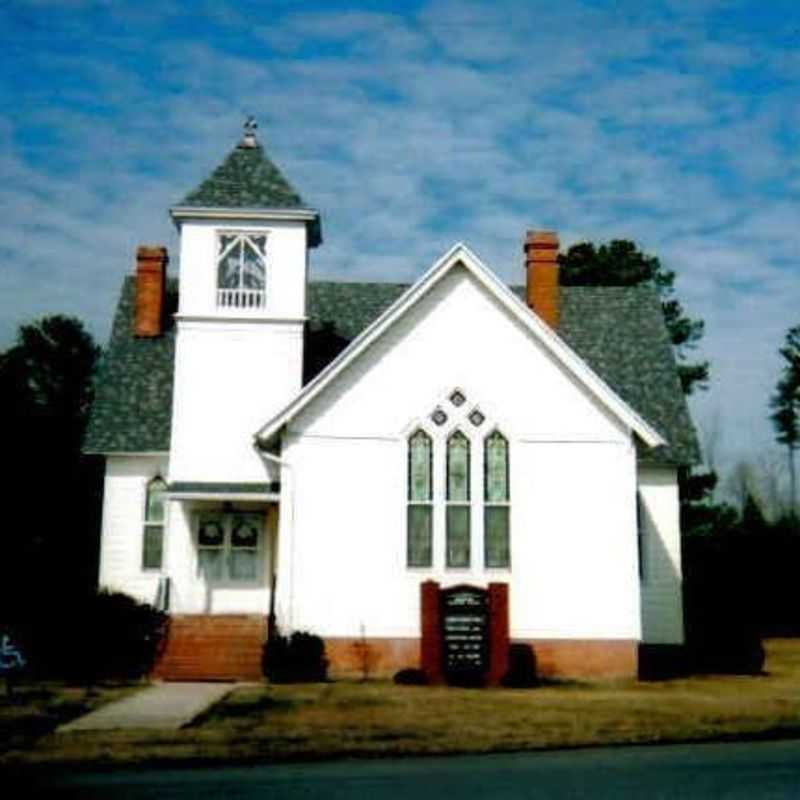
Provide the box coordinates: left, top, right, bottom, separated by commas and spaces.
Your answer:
21, 738, 800, 799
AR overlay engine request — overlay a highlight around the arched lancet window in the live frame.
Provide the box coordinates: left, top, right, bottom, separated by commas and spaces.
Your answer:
446, 430, 471, 568
142, 477, 166, 571
407, 429, 433, 567
484, 431, 510, 568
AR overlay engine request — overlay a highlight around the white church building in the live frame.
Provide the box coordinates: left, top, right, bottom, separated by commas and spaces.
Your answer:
86, 123, 698, 682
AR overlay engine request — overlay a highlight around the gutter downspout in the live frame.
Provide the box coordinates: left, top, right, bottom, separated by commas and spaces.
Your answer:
254, 436, 296, 635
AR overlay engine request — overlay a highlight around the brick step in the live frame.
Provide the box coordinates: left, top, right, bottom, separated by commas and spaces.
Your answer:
155, 614, 267, 681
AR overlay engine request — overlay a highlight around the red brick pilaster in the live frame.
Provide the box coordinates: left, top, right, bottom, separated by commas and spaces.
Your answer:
487, 582, 509, 686
420, 580, 443, 684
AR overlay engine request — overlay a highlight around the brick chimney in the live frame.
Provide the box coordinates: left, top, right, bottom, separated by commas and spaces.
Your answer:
524, 230, 560, 330
134, 246, 168, 337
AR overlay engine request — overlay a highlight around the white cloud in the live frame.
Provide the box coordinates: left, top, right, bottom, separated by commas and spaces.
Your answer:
2, 0, 799, 484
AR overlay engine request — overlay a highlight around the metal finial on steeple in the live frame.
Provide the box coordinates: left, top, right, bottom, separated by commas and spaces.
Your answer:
239, 116, 259, 149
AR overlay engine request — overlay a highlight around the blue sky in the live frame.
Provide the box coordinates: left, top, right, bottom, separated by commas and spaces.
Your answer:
2, 0, 799, 497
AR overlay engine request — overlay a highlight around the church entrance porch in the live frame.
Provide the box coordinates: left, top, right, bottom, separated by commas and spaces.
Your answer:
154, 488, 279, 680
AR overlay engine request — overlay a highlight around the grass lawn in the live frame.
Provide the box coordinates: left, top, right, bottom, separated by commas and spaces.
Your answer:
0, 682, 140, 754
4, 639, 800, 770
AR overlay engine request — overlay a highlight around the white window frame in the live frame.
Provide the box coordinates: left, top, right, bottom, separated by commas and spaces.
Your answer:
215, 230, 268, 310
142, 476, 166, 572
196, 510, 264, 585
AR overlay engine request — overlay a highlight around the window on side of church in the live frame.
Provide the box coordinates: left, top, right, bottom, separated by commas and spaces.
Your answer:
637, 491, 646, 582
142, 477, 166, 571
216, 232, 267, 309
407, 429, 433, 567
446, 430, 471, 568
484, 431, 510, 568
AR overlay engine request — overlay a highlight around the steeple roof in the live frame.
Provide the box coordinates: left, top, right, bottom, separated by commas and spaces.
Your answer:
172, 120, 321, 245
179, 142, 306, 210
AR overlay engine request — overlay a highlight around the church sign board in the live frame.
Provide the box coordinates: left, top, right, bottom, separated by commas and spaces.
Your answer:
441, 585, 489, 684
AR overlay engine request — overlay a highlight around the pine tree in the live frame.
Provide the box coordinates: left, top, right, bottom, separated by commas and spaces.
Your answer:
770, 325, 800, 516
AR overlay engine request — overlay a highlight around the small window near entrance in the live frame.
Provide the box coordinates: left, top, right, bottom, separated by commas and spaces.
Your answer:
142, 477, 166, 571
197, 511, 263, 583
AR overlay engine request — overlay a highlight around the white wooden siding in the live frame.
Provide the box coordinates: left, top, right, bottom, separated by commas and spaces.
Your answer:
638, 465, 684, 644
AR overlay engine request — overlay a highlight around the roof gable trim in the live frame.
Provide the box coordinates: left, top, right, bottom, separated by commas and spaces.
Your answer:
255, 243, 666, 450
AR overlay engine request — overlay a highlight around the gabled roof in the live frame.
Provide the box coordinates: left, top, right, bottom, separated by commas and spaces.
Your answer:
85, 258, 700, 465
256, 244, 667, 452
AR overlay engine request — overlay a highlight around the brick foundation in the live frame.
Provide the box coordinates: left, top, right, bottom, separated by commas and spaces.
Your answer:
153, 615, 637, 683
517, 639, 638, 680
153, 614, 266, 681
325, 638, 420, 679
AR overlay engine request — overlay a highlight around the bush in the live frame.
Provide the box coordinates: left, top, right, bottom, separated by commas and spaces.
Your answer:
71, 591, 168, 683
683, 535, 765, 675
263, 630, 328, 683
501, 644, 538, 688
393, 667, 429, 686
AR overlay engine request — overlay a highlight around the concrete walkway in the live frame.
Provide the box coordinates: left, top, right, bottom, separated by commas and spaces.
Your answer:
57, 682, 235, 732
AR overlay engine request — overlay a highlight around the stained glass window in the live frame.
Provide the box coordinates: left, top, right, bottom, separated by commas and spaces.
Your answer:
446, 431, 471, 567
142, 477, 166, 570
484, 507, 510, 568
484, 431, 510, 568
408, 430, 432, 502
485, 431, 509, 502
407, 505, 433, 567
469, 408, 485, 427
449, 389, 466, 407
407, 430, 433, 567
447, 431, 470, 502
431, 407, 448, 426
447, 506, 470, 567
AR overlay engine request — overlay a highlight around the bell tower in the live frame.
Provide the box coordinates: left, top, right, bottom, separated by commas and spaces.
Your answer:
168, 120, 321, 483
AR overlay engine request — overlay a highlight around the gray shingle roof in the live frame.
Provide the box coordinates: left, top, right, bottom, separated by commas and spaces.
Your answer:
85, 277, 176, 454
86, 278, 699, 465
178, 143, 305, 210
174, 142, 322, 246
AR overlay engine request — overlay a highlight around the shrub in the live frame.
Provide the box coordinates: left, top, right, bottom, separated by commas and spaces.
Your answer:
6, 590, 166, 683
263, 630, 328, 683
69, 591, 168, 683
501, 644, 538, 688
683, 535, 765, 675
393, 667, 429, 686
